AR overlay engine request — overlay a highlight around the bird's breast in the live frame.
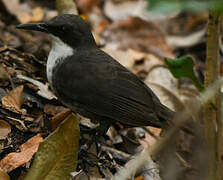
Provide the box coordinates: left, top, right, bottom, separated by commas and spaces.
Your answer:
47, 36, 74, 84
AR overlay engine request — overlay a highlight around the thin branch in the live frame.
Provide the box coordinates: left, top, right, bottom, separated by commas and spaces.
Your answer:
204, 10, 221, 180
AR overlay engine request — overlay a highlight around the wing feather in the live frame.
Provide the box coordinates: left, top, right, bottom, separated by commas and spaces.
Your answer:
52, 49, 166, 127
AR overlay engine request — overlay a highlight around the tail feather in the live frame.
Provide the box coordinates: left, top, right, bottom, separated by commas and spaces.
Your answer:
158, 104, 194, 134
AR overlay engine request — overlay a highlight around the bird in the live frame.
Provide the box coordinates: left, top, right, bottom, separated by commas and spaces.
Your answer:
17, 14, 176, 136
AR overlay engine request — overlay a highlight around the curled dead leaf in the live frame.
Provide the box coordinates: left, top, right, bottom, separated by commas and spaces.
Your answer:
0, 134, 43, 173
0, 120, 11, 140
2, 85, 24, 114
50, 109, 71, 131
44, 104, 68, 116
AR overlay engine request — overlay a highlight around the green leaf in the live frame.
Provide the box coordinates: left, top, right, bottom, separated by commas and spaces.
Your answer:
148, 1, 181, 14
165, 56, 204, 92
24, 113, 80, 180
148, 0, 223, 13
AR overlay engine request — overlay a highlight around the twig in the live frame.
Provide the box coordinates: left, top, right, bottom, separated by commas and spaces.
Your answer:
204, 10, 221, 180
101, 145, 131, 161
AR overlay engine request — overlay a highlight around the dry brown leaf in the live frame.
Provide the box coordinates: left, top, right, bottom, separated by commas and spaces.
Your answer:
103, 16, 174, 58
50, 109, 71, 130
0, 134, 43, 172
0, 120, 11, 140
2, 85, 24, 114
44, 104, 68, 116
102, 48, 145, 70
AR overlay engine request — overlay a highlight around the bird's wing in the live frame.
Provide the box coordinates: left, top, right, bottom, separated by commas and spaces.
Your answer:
52, 49, 168, 127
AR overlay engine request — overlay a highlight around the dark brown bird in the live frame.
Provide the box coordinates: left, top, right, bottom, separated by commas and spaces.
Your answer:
17, 14, 175, 135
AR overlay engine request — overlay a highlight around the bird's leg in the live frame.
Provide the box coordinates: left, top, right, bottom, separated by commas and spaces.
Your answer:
96, 122, 110, 137
82, 118, 114, 150
92, 119, 113, 153
95, 117, 115, 139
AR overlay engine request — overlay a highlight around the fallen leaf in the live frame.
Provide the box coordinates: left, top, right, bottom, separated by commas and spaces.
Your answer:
102, 16, 174, 58
44, 104, 68, 116
24, 113, 80, 180
0, 134, 43, 172
145, 67, 183, 111
0, 120, 11, 140
50, 109, 71, 130
2, 85, 24, 114
102, 48, 145, 70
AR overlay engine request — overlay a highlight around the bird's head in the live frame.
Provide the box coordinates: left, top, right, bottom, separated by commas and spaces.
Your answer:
17, 14, 96, 48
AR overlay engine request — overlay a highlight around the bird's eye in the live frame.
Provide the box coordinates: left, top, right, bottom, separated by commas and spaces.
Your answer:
62, 26, 67, 31
61, 25, 72, 32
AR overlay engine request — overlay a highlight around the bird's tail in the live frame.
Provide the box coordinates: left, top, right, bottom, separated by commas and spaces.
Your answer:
158, 104, 195, 134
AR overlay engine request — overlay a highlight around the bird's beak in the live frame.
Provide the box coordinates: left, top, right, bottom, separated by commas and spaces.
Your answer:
16, 22, 48, 33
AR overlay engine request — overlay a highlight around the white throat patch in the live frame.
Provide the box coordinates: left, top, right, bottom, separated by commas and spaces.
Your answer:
47, 36, 73, 84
